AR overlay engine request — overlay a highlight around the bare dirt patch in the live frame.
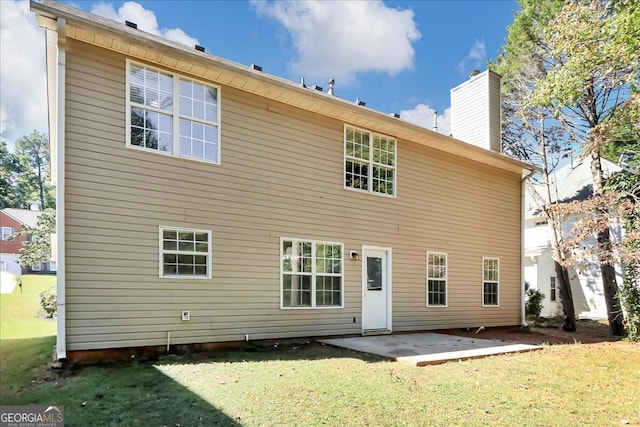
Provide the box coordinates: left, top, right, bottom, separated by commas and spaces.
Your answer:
439, 318, 626, 346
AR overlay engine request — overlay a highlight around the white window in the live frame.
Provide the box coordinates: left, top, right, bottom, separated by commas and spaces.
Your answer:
31, 263, 42, 272
344, 125, 396, 196
0, 260, 6, 272
550, 276, 557, 302
160, 227, 211, 278
1, 227, 14, 240
281, 238, 343, 308
427, 252, 447, 306
127, 61, 221, 163
482, 257, 499, 306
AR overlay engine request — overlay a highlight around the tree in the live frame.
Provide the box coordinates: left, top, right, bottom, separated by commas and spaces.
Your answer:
528, 0, 639, 336
491, 0, 578, 331
15, 209, 55, 269
14, 131, 55, 210
0, 140, 27, 208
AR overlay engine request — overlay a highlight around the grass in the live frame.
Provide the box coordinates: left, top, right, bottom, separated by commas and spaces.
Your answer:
1, 280, 639, 425
0, 274, 57, 339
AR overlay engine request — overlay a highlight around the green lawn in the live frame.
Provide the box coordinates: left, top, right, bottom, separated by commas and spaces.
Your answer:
1, 274, 57, 339
1, 279, 639, 426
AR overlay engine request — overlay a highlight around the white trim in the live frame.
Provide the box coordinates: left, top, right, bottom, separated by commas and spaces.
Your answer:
279, 237, 344, 309
482, 256, 500, 307
344, 124, 397, 198
361, 245, 393, 333
1, 226, 14, 241
426, 251, 448, 307
55, 18, 67, 360
158, 226, 212, 279
125, 59, 222, 164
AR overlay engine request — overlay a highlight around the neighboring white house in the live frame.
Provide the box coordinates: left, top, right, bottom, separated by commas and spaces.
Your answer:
524, 157, 626, 319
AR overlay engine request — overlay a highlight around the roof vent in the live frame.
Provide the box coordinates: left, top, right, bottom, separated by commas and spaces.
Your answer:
469, 69, 481, 78
125, 21, 138, 29
312, 85, 323, 92
195, 45, 205, 53
393, 113, 401, 118
328, 79, 335, 96
356, 98, 366, 107
251, 64, 263, 72
300, 77, 306, 88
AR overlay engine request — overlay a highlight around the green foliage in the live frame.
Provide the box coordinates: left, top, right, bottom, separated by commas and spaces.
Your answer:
0, 140, 26, 208
619, 263, 640, 342
15, 209, 55, 269
13, 131, 55, 210
525, 282, 545, 319
39, 285, 57, 319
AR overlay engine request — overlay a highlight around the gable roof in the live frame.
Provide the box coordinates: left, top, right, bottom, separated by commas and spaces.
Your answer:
31, 0, 534, 177
1, 208, 42, 228
526, 157, 626, 218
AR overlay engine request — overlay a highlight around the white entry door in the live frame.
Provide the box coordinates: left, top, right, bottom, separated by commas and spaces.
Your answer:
362, 247, 391, 333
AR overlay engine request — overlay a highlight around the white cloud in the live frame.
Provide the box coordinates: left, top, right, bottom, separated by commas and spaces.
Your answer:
253, 0, 420, 84
456, 39, 486, 76
400, 104, 451, 136
0, 0, 48, 143
91, 1, 199, 46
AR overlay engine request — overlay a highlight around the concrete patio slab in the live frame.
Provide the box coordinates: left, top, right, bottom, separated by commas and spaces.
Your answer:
318, 332, 543, 366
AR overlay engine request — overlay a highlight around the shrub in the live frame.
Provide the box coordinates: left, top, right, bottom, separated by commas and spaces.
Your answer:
620, 263, 640, 342
39, 286, 57, 319
525, 281, 545, 319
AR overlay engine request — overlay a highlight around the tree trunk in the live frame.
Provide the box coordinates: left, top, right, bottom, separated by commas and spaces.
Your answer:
590, 151, 626, 336
598, 228, 625, 336
554, 259, 577, 331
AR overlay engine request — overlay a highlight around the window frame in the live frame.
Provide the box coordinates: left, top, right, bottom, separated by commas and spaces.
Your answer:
280, 237, 344, 309
482, 257, 500, 307
126, 59, 221, 164
426, 251, 448, 307
550, 276, 557, 302
31, 263, 42, 272
344, 125, 397, 197
1, 226, 14, 241
159, 226, 212, 279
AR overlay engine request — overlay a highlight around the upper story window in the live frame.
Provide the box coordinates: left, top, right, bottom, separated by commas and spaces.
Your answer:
344, 125, 396, 197
127, 61, 220, 164
160, 226, 212, 279
281, 238, 343, 309
482, 257, 499, 306
1, 227, 14, 241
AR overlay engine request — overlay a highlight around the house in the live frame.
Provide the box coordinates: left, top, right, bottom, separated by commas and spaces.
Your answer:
0, 208, 56, 282
32, 0, 534, 362
524, 157, 625, 319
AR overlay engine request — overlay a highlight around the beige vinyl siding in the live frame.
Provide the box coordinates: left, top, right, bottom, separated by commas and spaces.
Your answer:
64, 39, 522, 351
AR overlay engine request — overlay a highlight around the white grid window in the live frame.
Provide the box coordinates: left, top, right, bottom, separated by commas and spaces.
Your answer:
31, 263, 42, 272
483, 257, 499, 306
550, 276, 557, 302
1, 227, 14, 240
345, 126, 396, 196
281, 238, 343, 308
427, 252, 447, 306
127, 61, 220, 163
160, 227, 211, 278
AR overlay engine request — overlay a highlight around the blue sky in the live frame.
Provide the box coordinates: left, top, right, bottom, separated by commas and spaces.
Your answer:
0, 0, 519, 145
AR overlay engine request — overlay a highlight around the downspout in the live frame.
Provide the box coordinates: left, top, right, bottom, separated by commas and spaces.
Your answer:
55, 17, 67, 360
521, 168, 535, 327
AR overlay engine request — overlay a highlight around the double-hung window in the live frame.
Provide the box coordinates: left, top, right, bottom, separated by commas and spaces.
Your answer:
427, 252, 447, 306
482, 257, 499, 306
160, 226, 211, 278
550, 276, 557, 302
127, 61, 220, 163
281, 238, 343, 308
344, 125, 396, 196
1, 227, 14, 241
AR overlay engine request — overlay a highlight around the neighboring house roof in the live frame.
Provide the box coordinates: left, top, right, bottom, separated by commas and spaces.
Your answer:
32, 0, 534, 177
1, 208, 42, 229
526, 157, 626, 218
